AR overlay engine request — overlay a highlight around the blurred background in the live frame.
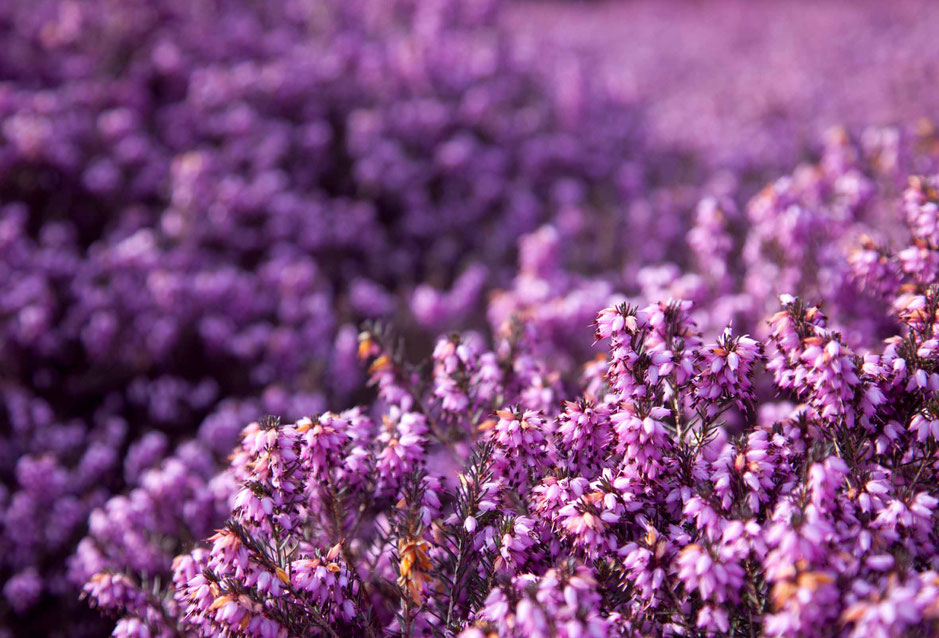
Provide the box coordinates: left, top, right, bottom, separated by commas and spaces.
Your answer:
1, 0, 938, 635
509, 0, 939, 169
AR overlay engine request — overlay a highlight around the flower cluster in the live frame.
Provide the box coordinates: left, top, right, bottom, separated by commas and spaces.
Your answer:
0, 0, 654, 631
7, 0, 939, 635
79, 144, 939, 634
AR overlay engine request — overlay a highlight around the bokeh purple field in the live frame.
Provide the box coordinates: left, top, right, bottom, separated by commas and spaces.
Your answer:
3, 1, 939, 636
508, 0, 939, 169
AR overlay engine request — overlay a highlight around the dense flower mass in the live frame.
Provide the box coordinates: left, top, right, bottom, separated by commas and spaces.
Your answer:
76, 137, 939, 635
5, 0, 939, 636
0, 0, 653, 632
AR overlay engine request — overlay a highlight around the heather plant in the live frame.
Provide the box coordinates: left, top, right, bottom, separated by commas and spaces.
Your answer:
0, 0, 657, 632
78, 157, 939, 636
6, 0, 939, 636
643, 122, 939, 348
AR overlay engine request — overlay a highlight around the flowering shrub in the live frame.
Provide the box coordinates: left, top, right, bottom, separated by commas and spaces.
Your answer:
0, 0, 656, 631
76, 146, 939, 635
6, 0, 939, 636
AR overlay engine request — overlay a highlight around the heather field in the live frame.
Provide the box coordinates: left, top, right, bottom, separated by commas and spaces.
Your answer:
3, 1, 939, 636
507, 0, 939, 169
